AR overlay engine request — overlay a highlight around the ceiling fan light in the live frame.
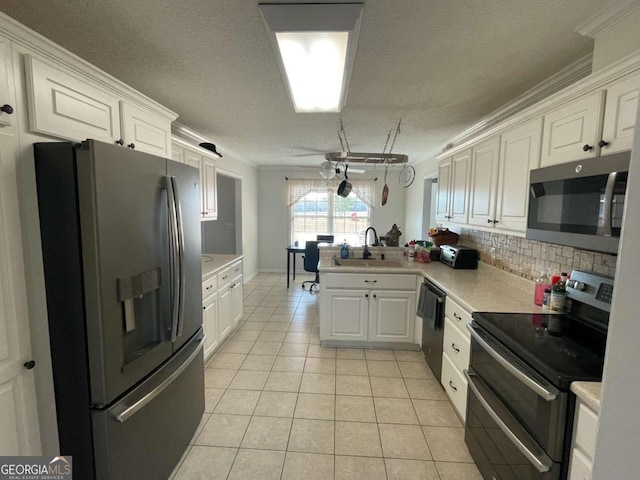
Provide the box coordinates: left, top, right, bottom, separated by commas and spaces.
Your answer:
319, 167, 336, 179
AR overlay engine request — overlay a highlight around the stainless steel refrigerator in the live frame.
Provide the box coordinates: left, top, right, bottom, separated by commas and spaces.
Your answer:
34, 139, 204, 480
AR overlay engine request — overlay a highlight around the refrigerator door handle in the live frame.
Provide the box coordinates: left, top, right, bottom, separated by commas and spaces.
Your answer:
112, 334, 205, 423
165, 176, 180, 341
171, 176, 186, 338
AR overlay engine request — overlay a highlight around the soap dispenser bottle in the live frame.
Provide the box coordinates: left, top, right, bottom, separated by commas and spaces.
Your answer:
340, 240, 350, 259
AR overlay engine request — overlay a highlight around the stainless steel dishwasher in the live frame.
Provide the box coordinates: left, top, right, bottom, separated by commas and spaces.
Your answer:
416, 278, 446, 382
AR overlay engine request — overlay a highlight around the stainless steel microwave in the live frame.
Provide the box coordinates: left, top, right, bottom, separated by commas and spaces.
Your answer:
526, 152, 630, 254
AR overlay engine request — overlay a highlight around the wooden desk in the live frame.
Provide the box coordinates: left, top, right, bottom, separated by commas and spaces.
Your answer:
286, 245, 305, 288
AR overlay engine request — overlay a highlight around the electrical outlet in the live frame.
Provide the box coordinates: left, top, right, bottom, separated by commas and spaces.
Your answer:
490, 247, 497, 260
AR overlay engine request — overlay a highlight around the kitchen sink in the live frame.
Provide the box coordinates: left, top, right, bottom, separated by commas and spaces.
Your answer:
333, 258, 406, 268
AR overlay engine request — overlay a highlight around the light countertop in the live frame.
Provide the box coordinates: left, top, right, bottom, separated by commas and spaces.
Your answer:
319, 257, 543, 314
571, 382, 602, 413
202, 254, 243, 280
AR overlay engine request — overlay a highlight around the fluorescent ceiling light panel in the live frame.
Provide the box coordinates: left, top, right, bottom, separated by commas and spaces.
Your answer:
259, 3, 364, 113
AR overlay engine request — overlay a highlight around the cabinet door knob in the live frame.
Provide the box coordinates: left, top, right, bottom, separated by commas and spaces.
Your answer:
373, 294, 377, 299
0, 104, 14, 114
493, 220, 499, 224
487, 219, 492, 224
365, 294, 369, 298
127, 143, 136, 149
582, 144, 593, 152
24, 360, 36, 370
115, 139, 124, 146
598, 140, 610, 148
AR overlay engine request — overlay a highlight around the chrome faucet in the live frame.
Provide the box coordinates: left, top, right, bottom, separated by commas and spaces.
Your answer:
363, 227, 379, 259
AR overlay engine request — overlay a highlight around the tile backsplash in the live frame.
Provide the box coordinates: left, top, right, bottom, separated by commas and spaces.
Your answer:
459, 228, 618, 280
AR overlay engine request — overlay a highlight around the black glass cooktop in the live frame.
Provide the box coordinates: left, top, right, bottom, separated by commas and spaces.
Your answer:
472, 312, 607, 390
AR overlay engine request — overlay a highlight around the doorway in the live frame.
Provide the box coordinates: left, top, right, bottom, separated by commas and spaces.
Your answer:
421, 175, 438, 239
201, 173, 243, 254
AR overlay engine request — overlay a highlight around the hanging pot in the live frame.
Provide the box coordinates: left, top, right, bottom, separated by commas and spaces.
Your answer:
337, 164, 352, 197
381, 165, 389, 206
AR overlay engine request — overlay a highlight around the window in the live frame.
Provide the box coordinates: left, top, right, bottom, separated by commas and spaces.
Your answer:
288, 179, 375, 245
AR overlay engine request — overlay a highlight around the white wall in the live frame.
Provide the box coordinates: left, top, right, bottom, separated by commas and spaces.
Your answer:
257, 168, 406, 272
592, 91, 640, 479
403, 157, 438, 241
592, 7, 640, 71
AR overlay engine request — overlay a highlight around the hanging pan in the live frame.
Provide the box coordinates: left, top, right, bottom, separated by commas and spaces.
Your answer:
381, 165, 389, 206
337, 164, 352, 197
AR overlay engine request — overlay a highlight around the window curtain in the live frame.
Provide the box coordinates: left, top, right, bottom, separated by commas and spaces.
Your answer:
287, 178, 377, 209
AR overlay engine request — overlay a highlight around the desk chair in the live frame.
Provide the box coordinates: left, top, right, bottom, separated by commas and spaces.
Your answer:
316, 234, 334, 243
302, 241, 320, 292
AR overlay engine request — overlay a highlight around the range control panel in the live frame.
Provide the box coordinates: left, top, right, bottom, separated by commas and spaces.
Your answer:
566, 270, 615, 312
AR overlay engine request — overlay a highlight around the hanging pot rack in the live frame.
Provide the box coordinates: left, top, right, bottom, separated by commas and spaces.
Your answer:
328, 118, 408, 164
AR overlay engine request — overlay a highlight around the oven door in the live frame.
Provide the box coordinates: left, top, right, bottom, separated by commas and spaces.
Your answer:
465, 370, 562, 480
467, 323, 569, 461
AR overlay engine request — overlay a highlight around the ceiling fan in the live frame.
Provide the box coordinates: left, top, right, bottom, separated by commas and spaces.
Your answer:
299, 160, 365, 180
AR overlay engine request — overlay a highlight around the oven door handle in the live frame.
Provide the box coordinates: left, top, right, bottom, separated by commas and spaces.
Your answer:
467, 323, 559, 401
465, 370, 553, 473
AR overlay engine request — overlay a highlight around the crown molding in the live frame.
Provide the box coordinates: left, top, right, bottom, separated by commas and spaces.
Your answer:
435, 48, 640, 160
577, 0, 640, 39
437, 53, 592, 154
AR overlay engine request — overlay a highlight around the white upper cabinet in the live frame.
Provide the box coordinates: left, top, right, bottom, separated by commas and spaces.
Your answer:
436, 148, 471, 225
495, 118, 543, 232
468, 136, 500, 227
435, 156, 452, 223
120, 101, 171, 157
171, 143, 184, 164
24, 55, 120, 143
202, 156, 217, 220
24, 54, 174, 157
600, 71, 640, 155
450, 149, 471, 224
0, 38, 15, 128
541, 91, 604, 167
180, 142, 218, 221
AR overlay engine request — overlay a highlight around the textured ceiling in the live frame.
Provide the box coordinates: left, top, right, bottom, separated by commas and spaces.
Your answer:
0, 0, 620, 166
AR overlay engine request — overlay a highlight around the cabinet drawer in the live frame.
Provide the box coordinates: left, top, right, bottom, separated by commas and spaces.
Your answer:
324, 273, 416, 290
202, 275, 218, 301
445, 297, 472, 339
569, 447, 593, 480
441, 353, 467, 422
218, 261, 242, 290
443, 317, 471, 372
574, 402, 598, 460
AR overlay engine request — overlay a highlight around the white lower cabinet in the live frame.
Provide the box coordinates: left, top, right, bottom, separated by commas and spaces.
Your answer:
441, 297, 472, 422
231, 275, 243, 326
320, 273, 416, 344
218, 285, 233, 340
369, 290, 415, 342
568, 399, 599, 480
201, 259, 243, 360
325, 289, 369, 341
441, 352, 468, 422
203, 292, 219, 359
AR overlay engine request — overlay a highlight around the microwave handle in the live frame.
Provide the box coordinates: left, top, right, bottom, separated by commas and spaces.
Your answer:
603, 172, 617, 237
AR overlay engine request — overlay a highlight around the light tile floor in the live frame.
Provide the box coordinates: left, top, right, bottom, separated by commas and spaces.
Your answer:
171, 273, 482, 480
